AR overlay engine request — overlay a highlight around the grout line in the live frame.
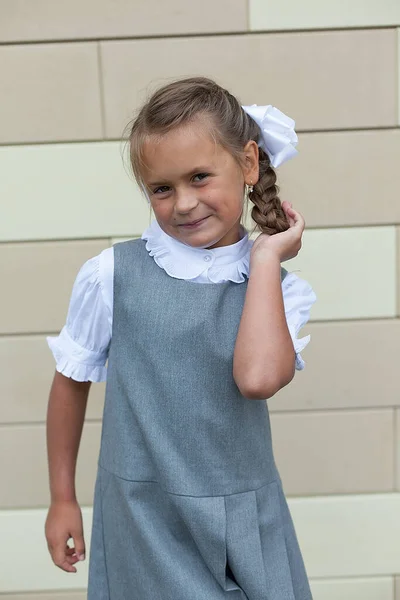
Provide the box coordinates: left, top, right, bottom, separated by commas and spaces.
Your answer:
245, 0, 250, 31
0, 237, 114, 245
307, 315, 399, 324
395, 226, 399, 318
1, 492, 399, 514
394, 408, 399, 492
297, 125, 400, 135
0, 419, 102, 429
309, 573, 398, 582
0, 331, 60, 338
397, 28, 400, 127
0, 591, 88, 597
243, 24, 400, 35
1, 316, 400, 339
285, 490, 400, 501
1, 126, 399, 148
1, 407, 399, 426
0, 24, 398, 47
96, 41, 107, 139
303, 223, 400, 230
0, 223, 399, 246
0, 137, 108, 148
269, 406, 399, 416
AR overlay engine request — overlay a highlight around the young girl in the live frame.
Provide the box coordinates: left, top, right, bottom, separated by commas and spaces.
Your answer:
45, 77, 316, 599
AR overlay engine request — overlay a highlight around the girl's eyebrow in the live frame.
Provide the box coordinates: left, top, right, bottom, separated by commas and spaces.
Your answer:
148, 166, 212, 187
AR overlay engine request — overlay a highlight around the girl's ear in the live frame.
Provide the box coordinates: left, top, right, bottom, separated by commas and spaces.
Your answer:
242, 140, 259, 185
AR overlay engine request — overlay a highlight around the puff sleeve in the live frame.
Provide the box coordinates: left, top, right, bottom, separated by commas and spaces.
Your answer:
46, 248, 113, 382
282, 271, 317, 370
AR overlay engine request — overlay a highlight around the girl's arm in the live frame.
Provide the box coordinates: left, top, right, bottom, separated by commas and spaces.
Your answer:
45, 371, 91, 572
233, 254, 295, 400
45, 249, 111, 572
46, 371, 90, 503
233, 202, 304, 400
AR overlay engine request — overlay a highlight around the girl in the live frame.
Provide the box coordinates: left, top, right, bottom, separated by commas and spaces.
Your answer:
45, 77, 316, 599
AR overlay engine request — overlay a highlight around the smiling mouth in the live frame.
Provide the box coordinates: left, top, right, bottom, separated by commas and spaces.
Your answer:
179, 216, 209, 227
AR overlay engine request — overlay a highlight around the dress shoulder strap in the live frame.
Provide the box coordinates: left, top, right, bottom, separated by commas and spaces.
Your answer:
280, 266, 289, 282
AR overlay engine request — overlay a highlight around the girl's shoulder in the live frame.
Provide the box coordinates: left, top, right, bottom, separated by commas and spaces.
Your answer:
72, 245, 114, 289
66, 244, 115, 344
97, 246, 114, 295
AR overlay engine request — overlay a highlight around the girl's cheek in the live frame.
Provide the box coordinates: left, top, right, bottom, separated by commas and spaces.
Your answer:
202, 188, 219, 207
152, 199, 172, 214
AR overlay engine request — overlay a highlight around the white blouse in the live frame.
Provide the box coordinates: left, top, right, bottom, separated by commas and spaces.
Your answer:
47, 219, 316, 382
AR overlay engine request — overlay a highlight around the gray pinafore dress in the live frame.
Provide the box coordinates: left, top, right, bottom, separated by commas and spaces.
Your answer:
88, 238, 312, 600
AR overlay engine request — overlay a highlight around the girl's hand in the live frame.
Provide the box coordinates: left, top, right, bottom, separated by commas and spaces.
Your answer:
45, 500, 86, 573
250, 201, 305, 264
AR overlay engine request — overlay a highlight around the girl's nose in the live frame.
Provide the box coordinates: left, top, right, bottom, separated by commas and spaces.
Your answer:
174, 188, 199, 213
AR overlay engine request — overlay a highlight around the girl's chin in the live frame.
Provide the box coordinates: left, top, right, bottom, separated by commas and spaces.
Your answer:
181, 230, 222, 247
179, 236, 218, 249
173, 224, 218, 245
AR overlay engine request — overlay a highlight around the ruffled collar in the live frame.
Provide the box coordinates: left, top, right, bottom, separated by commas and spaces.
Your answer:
141, 218, 253, 283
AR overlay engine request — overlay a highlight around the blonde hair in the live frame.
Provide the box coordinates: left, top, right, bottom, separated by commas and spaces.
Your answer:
127, 77, 289, 235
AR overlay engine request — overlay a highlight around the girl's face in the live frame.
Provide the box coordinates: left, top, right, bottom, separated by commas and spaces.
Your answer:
140, 121, 259, 249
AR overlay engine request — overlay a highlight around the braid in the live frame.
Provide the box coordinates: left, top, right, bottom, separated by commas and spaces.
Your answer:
248, 148, 289, 236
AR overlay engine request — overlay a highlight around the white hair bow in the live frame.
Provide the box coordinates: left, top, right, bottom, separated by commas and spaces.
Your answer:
241, 104, 298, 168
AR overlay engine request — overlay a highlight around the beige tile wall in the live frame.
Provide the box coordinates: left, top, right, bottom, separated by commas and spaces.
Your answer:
0, 240, 110, 334
0, 594, 87, 600
0, 44, 103, 144
269, 320, 400, 411
0, 143, 150, 242
0, 421, 101, 509
0, 0, 248, 42
271, 409, 395, 496
1, 497, 400, 594
292, 493, 400, 578
278, 130, 400, 228
285, 226, 396, 320
310, 577, 395, 600
250, 0, 400, 30
1, 1, 399, 597
0, 336, 105, 424
100, 29, 397, 137
396, 410, 400, 491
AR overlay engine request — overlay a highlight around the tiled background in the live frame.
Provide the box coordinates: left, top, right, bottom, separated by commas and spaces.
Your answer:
1, 1, 399, 598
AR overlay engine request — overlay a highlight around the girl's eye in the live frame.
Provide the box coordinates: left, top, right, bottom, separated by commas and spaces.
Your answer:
193, 173, 209, 182
153, 186, 171, 195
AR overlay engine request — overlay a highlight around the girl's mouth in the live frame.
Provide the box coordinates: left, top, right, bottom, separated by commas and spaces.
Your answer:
179, 216, 209, 229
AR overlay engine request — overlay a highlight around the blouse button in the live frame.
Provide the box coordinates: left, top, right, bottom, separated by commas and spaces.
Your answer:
203, 255, 212, 262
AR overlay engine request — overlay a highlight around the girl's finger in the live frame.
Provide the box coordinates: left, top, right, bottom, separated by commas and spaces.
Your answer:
288, 207, 305, 231
52, 548, 78, 573
65, 547, 82, 564
63, 552, 77, 564
282, 202, 296, 227
72, 533, 86, 562
59, 559, 77, 573
284, 206, 297, 228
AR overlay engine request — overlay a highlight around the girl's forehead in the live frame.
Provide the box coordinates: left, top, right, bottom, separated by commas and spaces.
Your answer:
141, 123, 231, 181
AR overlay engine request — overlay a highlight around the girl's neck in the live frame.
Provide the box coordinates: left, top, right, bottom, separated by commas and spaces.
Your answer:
205, 224, 245, 249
